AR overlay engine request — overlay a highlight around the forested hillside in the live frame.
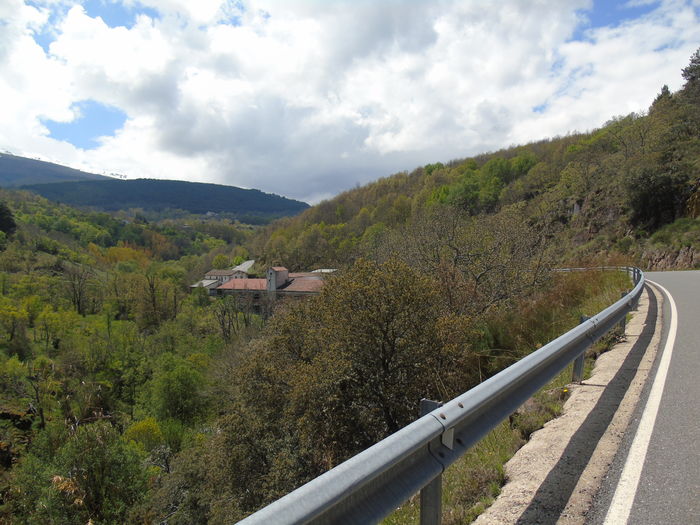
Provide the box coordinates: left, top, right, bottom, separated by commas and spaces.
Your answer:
22, 179, 309, 224
254, 50, 700, 272
0, 188, 263, 522
0, 50, 697, 524
0, 153, 110, 187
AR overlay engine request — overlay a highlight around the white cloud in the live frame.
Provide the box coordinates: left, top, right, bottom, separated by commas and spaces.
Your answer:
0, 1, 77, 157
0, 0, 699, 203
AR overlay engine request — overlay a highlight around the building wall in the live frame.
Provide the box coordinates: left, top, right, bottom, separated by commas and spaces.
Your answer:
267, 267, 289, 291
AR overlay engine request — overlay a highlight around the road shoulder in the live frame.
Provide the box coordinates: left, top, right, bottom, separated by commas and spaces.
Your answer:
472, 285, 663, 525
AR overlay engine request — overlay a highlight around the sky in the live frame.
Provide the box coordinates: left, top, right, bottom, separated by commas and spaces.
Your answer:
1, 1, 699, 204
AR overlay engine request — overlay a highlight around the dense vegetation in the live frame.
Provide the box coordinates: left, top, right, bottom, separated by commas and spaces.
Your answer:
22, 179, 309, 224
0, 50, 697, 524
0, 153, 110, 187
0, 188, 261, 523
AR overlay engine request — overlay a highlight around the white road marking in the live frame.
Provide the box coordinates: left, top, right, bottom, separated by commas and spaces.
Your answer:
603, 280, 678, 525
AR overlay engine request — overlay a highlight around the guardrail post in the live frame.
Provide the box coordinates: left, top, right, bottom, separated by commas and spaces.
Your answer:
420, 399, 443, 525
633, 269, 641, 306
618, 291, 627, 334
572, 315, 589, 383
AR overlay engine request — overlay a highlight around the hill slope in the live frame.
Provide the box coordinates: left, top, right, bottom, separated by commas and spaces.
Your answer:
0, 153, 111, 186
252, 51, 700, 270
22, 178, 309, 221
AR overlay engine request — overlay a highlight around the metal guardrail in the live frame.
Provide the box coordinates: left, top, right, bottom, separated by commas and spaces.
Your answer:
238, 267, 644, 525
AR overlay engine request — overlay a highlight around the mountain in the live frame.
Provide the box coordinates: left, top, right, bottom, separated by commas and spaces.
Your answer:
0, 153, 111, 186
1, 152, 309, 222
21, 178, 309, 222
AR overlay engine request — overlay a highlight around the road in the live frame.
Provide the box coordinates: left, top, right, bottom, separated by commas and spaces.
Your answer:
589, 271, 700, 525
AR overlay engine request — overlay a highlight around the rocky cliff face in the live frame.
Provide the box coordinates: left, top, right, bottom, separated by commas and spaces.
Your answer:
642, 246, 698, 270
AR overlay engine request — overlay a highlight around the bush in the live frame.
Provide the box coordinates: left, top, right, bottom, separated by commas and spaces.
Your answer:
8, 422, 147, 524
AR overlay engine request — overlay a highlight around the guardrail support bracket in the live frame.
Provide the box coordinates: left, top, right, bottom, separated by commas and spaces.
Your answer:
572, 315, 590, 383
441, 428, 455, 450
420, 399, 443, 525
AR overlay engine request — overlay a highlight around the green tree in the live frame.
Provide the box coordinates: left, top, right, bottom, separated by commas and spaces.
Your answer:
212, 253, 230, 269
9, 421, 147, 524
626, 162, 686, 229
151, 361, 207, 425
681, 47, 700, 95
237, 259, 472, 470
0, 202, 16, 236
124, 417, 165, 453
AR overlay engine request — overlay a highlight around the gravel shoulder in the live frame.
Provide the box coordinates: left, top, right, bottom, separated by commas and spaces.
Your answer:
472, 285, 662, 525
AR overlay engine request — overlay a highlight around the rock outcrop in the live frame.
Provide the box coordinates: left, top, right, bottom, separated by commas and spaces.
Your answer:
642, 246, 698, 270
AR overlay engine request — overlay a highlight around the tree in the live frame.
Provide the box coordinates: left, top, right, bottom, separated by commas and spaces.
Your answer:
63, 262, 97, 316
124, 417, 165, 453
211, 295, 255, 342
651, 84, 672, 110
235, 259, 472, 470
626, 163, 686, 229
212, 253, 230, 269
136, 265, 181, 330
26, 356, 60, 430
376, 206, 552, 316
681, 47, 700, 94
151, 361, 207, 425
0, 202, 16, 236
0, 296, 28, 343
300, 259, 455, 436
9, 422, 147, 524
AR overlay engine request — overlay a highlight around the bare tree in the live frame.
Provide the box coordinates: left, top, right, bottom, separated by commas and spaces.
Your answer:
63, 262, 97, 316
375, 204, 553, 316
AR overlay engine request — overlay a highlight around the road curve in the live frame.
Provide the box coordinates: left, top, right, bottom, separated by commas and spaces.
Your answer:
591, 271, 700, 525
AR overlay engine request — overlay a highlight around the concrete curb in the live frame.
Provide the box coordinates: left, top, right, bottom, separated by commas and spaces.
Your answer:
472, 285, 663, 525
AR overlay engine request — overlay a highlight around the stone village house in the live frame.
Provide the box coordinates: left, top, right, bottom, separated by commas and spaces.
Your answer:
191, 261, 331, 303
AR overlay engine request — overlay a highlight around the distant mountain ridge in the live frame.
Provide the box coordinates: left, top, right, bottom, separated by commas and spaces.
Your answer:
1, 153, 309, 222
21, 179, 309, 220
0, 153, 111, 186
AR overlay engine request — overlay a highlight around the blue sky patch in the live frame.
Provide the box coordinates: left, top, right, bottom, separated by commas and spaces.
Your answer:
27, 1, 161, 52
26, 0, 69, 52
31, 29, 54, 53
43, 100, 127, 150
82, 0, 160, 29
588, 0, 659, 29
573, 0, 660, 41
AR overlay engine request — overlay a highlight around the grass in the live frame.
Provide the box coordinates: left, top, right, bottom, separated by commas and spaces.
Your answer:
381, 269, 632, 524
382, 421, 522, 525
648, 217, 700, 251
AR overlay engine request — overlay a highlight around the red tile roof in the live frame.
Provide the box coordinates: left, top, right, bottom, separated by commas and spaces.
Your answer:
205, 269, 236, 276
217, 278, 267, 291
283, 278, 325, 293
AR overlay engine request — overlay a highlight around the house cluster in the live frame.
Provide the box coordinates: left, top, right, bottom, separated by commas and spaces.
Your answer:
190, 260, 334, 299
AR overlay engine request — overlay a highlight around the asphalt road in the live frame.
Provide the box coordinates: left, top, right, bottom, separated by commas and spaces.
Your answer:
589, 271, 700, 525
